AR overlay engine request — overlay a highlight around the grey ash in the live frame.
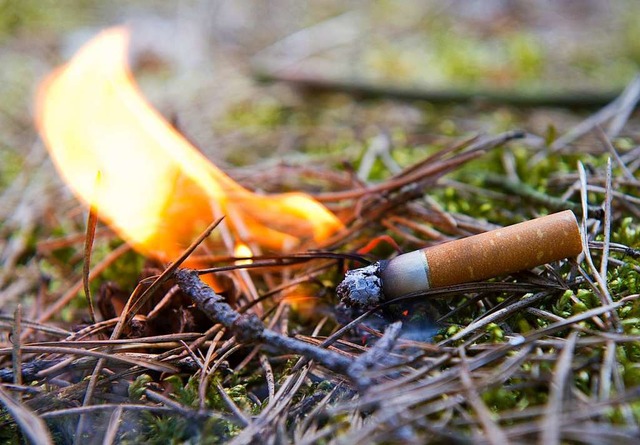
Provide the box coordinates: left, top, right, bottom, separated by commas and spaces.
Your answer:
336, 261, 386, 309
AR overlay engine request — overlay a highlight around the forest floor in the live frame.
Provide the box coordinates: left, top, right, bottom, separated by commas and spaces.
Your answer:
2, 2, 640, 443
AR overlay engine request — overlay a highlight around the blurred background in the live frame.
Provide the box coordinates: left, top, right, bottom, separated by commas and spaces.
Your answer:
2, 0, 640, 163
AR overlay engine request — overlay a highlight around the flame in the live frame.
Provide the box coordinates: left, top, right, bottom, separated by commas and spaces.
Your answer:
36, 27, 342, 265
282, 284, 320, 319
233, 243, 253, 266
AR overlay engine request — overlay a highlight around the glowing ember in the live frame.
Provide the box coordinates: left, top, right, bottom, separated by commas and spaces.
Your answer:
36, 27, 343, 265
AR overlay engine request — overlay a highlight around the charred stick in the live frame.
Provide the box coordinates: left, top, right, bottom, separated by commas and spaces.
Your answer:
0, 358, 66, 383
174, 269, 352, 374
338, 210, 583, 309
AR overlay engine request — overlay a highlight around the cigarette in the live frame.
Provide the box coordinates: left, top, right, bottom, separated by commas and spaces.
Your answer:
337, 210, 583, 308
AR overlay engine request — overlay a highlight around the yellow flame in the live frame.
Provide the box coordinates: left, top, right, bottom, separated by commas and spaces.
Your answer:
233, 243, 253, 266
36, 27, 342, 264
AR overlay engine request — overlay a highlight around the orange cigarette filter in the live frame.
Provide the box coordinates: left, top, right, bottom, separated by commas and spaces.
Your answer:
338, 210, 583, 307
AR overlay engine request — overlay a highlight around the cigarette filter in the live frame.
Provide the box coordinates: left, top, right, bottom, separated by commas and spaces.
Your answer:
338, 210, 583, 308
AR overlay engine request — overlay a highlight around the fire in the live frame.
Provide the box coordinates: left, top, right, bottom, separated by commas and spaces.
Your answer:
36, 27, 343, 266
233, 243, 254, 266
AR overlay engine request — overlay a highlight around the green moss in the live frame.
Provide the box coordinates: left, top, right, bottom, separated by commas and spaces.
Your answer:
609, 263, 640, 296
622, 363, 640, 387
129, 374, 153, 401
127, 374, 257, 444
553, 290, 574, 318
612, 217, 640, 247
482, 386, 519, 411
0, 0, 47, 40
0, 412, 19, 444
221, 98, 290, 132
0, 0, 97, 40
98, 245, 145, 290
485, 322, 505, 343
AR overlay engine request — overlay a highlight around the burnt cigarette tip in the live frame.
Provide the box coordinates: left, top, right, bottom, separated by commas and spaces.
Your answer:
336, 262, 384, 309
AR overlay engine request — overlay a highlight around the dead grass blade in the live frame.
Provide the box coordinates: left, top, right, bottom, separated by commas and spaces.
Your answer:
11, 305, 22, 388
0, 314, 70, 338
102, 406, 123, 445
599, 157, 613, 281
439, 291, 553, 345
260, 354, 276, 403
0, 385, 53, 445
82, 199, 99, 325
214, 380, 250, 427
578, 161, 621, 331
540, 331, 578, 445
230, 369, 310, 445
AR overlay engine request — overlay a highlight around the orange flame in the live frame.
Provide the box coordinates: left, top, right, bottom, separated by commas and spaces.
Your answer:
36, 27, 342, 265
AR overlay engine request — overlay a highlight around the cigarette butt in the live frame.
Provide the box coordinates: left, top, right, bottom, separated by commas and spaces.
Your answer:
381, 210, 582, 298
337, 210, 583, 307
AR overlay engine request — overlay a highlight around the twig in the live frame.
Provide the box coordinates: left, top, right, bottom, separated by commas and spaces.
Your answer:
606, 73, 640, 138
74, 218, 223, 442
214, 380, 250, 427
347, 321, 403, 389
439, 291, 554, 346
175, 269, 353, 374
599, 340, 616, 402
357, 130, 400, 180
144, 388, 211, 423
597, 126, 636, 182
547, 75, 640, 153
230, 370, 311, 445
0, 358, 66, 383
600, 158, 613, 281
255, 70, 620, 108
0, 346, 178, 374
260, 354, 276, 402
120, 216, 225, 334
